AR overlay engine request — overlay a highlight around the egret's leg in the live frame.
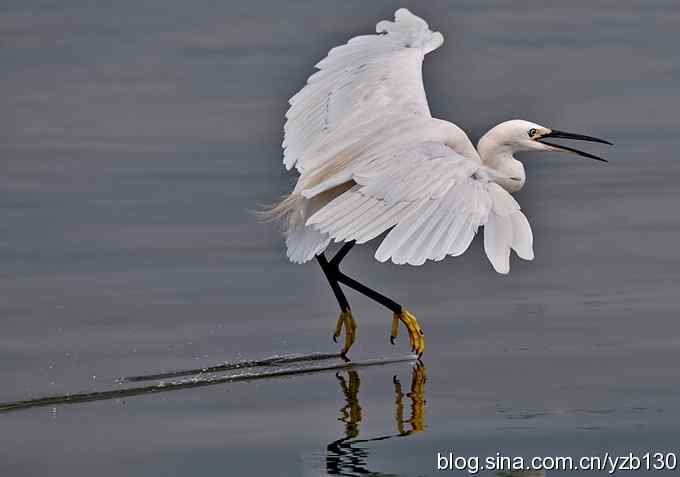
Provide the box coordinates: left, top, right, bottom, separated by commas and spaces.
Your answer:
330, 241, 355, 267
332, 270, 424, 356
317, 252, 351, 312
317, 250, 356, 358
317, 242, 425, 356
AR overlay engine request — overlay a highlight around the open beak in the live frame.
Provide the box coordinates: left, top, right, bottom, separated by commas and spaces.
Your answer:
538, 129, 613, 162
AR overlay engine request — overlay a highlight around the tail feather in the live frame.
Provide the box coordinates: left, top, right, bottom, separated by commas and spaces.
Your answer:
254, 193, 303, 224
257, 192, 331, 263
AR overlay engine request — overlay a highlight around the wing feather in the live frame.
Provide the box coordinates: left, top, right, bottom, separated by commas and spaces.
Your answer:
484, 213, 513, 274
510, 211, 534, 260
283, 8, 443, 173
353, 201, 410, 244
377, 199, 440, 264
305, 141, 534, 273
278, 10, 534, 272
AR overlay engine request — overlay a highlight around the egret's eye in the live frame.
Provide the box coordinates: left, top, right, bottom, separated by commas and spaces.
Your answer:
528, 128, 537, 138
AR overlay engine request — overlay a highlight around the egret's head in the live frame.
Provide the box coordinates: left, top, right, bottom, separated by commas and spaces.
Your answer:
484, 119, 612, 162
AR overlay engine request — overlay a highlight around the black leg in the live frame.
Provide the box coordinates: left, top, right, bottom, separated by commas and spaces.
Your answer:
335, 270, 402, 314
317, 253, 350, 313
316, 242, 422, 356
319, 241, 403, 315
330, 241, 355, 267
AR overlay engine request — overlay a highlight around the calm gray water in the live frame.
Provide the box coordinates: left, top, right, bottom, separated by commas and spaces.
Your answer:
2, 1, 679, 475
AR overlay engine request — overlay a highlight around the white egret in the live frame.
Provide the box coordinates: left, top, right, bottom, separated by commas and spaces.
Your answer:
263, 9, 611, 357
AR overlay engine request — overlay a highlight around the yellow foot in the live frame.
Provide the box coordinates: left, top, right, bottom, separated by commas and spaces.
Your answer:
390, 309, 425, 357
333, 309, 356, 357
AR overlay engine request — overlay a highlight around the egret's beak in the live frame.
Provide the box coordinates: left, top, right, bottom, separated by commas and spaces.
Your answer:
537, 129, 613, 162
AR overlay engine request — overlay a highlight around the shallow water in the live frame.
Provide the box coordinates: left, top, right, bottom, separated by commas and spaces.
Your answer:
2, 1, 680, 475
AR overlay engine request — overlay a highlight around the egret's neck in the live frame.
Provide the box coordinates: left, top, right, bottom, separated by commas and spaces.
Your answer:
477, 130, 526, 193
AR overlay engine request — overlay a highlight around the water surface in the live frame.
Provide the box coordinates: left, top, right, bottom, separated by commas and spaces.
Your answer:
2, 1, 679, 475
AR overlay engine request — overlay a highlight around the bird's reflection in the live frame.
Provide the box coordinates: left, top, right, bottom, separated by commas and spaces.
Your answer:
325, 363, 427, 476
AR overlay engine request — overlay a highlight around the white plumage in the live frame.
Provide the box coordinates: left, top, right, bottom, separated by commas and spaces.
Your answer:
268, 8, 609, 273
260, 8, 612, 359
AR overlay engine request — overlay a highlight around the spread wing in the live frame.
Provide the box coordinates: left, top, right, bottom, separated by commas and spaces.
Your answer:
306, 142, 534, 273
283, 8, 445, 174
278, 9, 533, 272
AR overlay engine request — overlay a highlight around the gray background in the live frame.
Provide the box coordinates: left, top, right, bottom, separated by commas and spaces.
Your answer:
1, 1, 679, 475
